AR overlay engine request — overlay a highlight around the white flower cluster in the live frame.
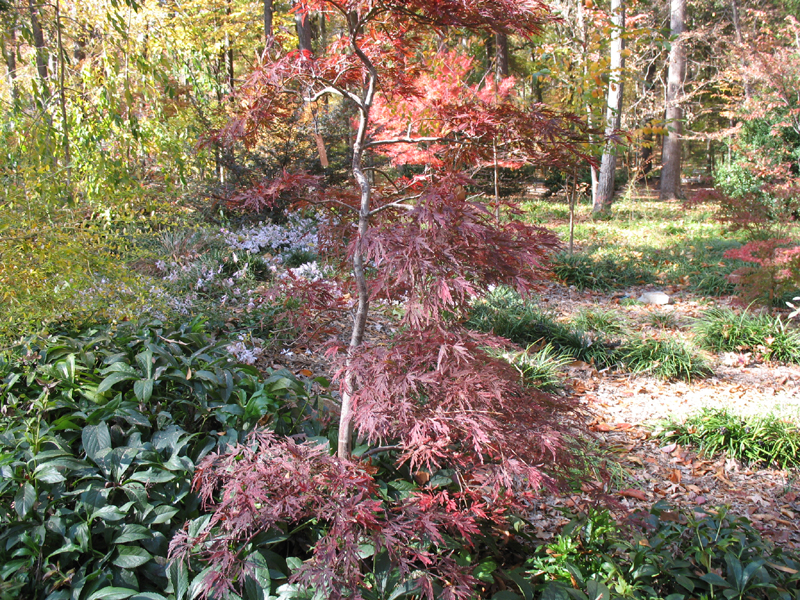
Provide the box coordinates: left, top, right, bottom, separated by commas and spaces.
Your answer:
226, 336, 264, 365
285, 261, 330, 282
220, 214, 318, 256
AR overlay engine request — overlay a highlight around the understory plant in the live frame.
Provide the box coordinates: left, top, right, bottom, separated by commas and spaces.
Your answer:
693, 307, 800, 363
0, 319, 323, 599
660, 408, 800, 469
508, 503, 800, 600
617, 336, 712, 382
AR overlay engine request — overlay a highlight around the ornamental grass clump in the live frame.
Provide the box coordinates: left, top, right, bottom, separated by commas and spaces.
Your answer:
661, 408, 800, 469
618, 336, 711, 381
694, 307, 800, 363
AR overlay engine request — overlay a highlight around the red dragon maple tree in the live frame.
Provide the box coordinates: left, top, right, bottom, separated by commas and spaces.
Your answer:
171, 2, 591, 598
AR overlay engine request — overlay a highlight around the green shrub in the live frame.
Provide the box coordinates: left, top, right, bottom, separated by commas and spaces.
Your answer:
693, 307, 800, 363
572, 307, 629, 337
660, 408, 800, 469
508, 503, 800, 600
0, 319, 324, 600
618, 336, 711, 381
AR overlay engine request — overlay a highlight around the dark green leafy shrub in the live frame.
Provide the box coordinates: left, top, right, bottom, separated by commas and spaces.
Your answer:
618, 336, 711, 381
502, 503, 800, 600
660, 408, 800, 469
0, 319, 323, 600
693, 307, 800, 363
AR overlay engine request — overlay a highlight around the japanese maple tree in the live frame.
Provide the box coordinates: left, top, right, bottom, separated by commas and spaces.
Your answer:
170, 2, 590, 598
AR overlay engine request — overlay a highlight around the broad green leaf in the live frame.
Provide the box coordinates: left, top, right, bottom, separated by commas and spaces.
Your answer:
169, 559, 189, 600
113, 545, 152, 568
128, 469, 175, 484
87, 587, 137, 600
133, 379, 154, 403
700, 573, 731, 587
116, 524, 153, 544
14, 482, 36, 518
492, 592, 522, 600
35, 465, 67, 484
98, 371, 138, 394
93, 505, 127, 522
83, 423, 112, 463
148, 505, 179, 524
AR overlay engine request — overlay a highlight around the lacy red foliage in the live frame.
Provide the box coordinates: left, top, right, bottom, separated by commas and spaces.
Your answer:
341, 325, 574, 483
724, 239, 800, 304
227, 170, 323, 213
362, 175, 560, 327
170, 432, 477, 600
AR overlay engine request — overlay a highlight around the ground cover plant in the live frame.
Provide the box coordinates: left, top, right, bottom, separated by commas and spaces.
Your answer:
0, 319, 324, 600
660, 408, 800, 470
693, 307, 800, 364
511, 503, 800, 600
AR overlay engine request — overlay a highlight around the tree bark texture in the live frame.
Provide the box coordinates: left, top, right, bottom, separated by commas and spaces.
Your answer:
264, 0, 273, 43
594, 0, 625, 213
660, 0, 686, 200
295, 2, 313, 53
495, 32, 509, 78
28, 0, 49, 95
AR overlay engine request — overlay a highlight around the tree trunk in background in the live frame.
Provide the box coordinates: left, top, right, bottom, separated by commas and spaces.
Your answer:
264, 0, 273, 42
295, 2, 313, 53
2, 24, 18, 104
495, 32, 509, 78
640, 61, 656, 177
28, 0, 49, 96
660, 0, 686, 200
730, 0, 753, 100
593, 0, 625, 213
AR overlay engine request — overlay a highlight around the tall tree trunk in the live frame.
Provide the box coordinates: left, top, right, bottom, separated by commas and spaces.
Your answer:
28, 0, 49, 97
660, 0, 686, 200
263, 0, 273, 43
594, 0, 625, 213
495, 32, 509, 78
577, 0, 599, 205
55, 0, 71, 187
730, 0, 753, 100
295, 1, 313, 53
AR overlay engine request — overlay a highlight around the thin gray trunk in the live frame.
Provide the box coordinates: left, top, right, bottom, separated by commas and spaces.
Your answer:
660, 0, 686, 200
338, 17, 377, 459
594, 0, 625, 213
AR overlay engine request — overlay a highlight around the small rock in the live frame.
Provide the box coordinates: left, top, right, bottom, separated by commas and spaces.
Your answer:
638, 291, 672, 305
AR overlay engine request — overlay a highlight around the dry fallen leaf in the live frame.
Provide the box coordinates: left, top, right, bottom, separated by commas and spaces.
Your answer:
619, 488, 647, 501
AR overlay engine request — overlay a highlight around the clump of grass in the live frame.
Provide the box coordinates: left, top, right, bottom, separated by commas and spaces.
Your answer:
468, 288, 618, 367
572, 306, 629, 337
661, 408, 800, 469
618, 336, 711, 381
551, 251, 657, 291
503, 344, 572, 391
693, 307, 800, 363
645, 310, 679, 330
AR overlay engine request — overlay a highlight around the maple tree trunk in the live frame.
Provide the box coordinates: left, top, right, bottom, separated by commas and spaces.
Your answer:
660, 0, 686, 201
594, 0, 625, 213
55, 0, 71, 188
338, 25, 378, 460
